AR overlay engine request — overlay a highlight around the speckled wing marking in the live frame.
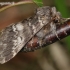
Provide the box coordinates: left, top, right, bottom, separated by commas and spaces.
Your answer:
0, 22, 33, 64
0, 6, 52, 64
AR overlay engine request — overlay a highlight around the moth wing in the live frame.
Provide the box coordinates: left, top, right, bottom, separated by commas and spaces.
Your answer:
0, 6, 52, 64
0, 22, 33, 64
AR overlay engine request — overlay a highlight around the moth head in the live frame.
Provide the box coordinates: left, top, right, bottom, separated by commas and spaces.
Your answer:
51, 7, 61, 24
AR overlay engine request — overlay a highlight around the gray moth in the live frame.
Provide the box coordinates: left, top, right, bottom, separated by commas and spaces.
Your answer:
0, 6, 61, 64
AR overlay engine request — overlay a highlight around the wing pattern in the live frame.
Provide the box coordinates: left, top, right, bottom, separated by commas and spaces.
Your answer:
0, 6, 61, 64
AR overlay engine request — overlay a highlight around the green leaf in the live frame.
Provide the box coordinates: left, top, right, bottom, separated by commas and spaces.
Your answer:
54, 0, 69, 18
33, 0, 43, 7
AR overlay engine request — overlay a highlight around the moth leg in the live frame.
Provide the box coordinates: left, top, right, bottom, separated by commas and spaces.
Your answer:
50, 22, 60, 40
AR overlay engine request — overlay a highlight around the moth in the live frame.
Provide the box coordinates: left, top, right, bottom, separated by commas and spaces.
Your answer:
0, 6, 62, 64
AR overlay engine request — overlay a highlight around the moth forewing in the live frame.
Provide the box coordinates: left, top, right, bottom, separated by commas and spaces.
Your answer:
0, 6, 61, 64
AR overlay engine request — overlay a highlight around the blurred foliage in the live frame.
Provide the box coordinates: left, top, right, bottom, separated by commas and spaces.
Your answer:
33, 0, 43, 7
54, 0, 69, 18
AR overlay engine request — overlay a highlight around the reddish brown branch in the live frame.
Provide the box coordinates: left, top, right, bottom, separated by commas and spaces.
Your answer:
21, 19, 70, 52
